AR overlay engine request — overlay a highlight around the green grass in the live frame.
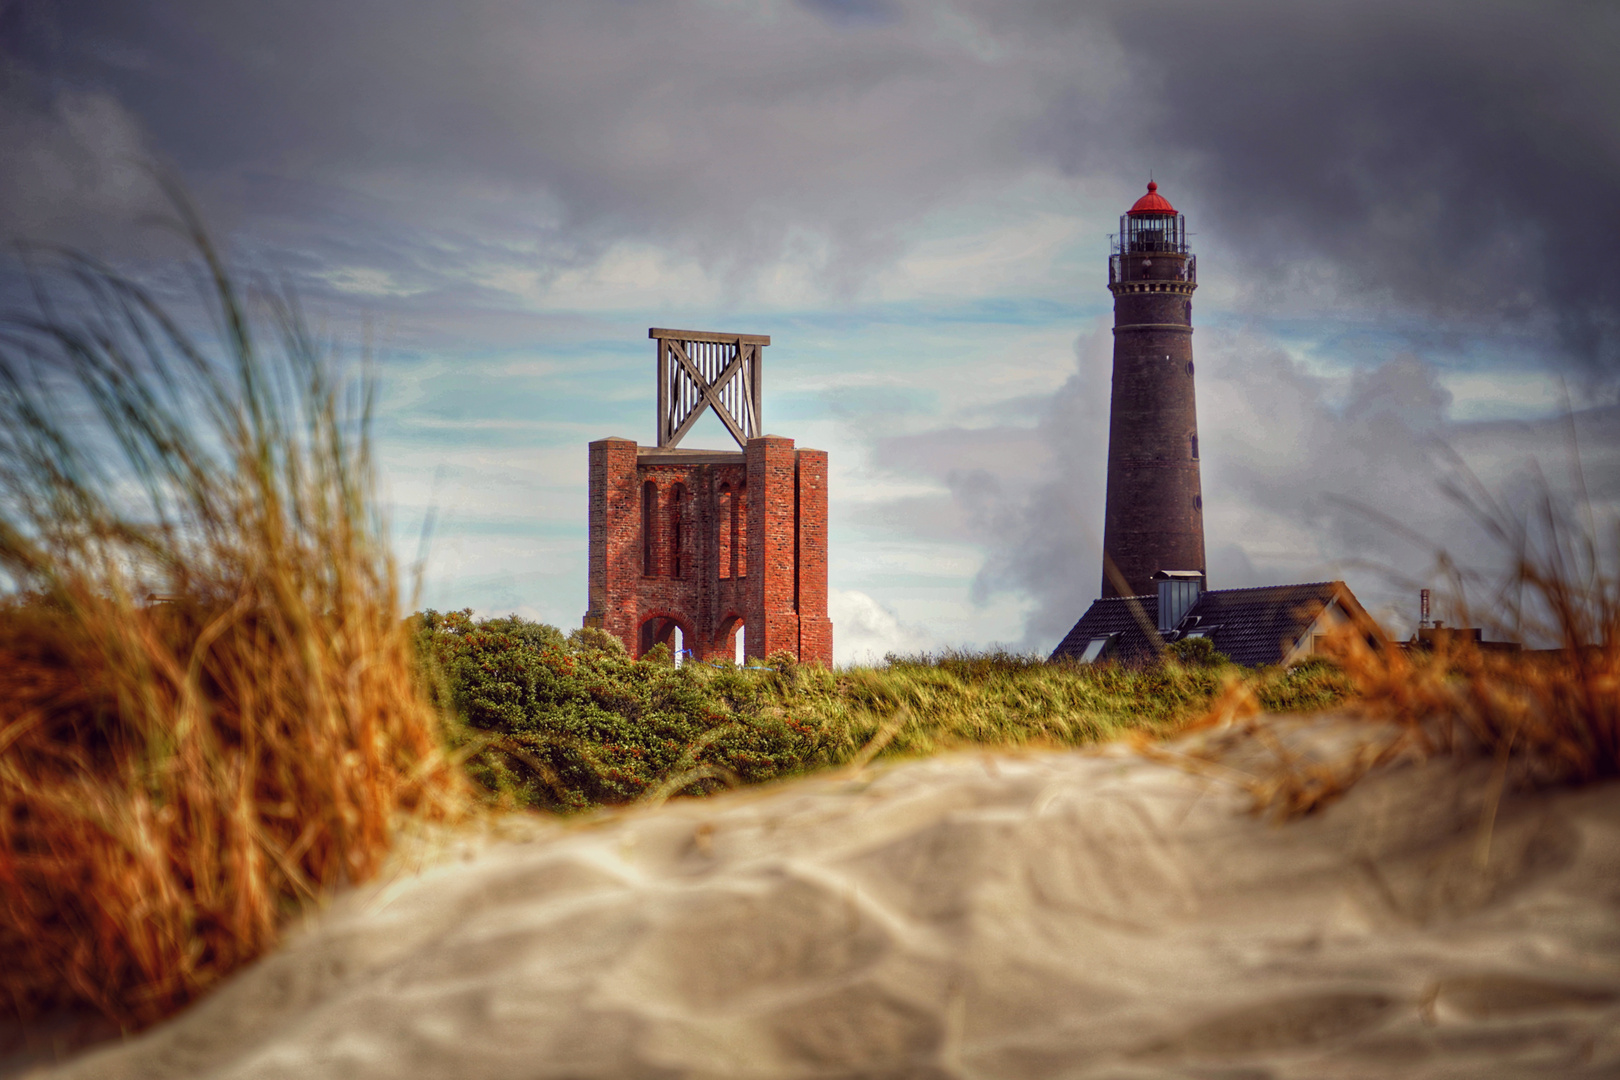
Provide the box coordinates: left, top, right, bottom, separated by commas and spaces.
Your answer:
416, 609, 1352, 812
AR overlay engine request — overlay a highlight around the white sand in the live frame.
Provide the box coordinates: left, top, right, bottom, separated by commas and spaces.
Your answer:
23, 716, 1620, 1079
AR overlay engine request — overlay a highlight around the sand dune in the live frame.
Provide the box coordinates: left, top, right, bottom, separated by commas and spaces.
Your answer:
22, 716, 1620, 1079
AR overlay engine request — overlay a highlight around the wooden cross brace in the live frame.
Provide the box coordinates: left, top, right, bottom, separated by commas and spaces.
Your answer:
669, 339, 747, 447
650, 328, 769, 449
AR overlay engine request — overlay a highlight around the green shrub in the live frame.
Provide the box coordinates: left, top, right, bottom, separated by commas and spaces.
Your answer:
1165, 636, 1230, 667
415, 609, 826, 811
416, 611, 1354, 813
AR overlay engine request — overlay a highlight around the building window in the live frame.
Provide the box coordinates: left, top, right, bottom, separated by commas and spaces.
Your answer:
1186, 359, 1195, 377
1193, 494, 1203, 512
1190, 433, 1199, 460
642, 480, 657, 575
1079, 633, 1119, 663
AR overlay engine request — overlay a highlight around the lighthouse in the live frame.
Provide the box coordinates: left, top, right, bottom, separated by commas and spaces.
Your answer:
1052, 183, 1384, 666
1100, 181, 1206, 599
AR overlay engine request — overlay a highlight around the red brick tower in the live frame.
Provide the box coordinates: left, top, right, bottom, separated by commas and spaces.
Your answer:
1100, 181, 1206, 598
584, 329, 833, 666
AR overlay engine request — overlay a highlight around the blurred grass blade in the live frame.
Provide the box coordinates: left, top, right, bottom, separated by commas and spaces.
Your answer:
0, 201, 466, 1029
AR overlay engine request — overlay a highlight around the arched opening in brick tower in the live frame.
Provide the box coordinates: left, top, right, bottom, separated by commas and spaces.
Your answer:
638, 612, 694, 662
717, 613, 745, 665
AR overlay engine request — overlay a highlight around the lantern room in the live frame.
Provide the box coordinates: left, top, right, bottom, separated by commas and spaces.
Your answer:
1121, 181, 1187, 253
1109, 181, 1195, 286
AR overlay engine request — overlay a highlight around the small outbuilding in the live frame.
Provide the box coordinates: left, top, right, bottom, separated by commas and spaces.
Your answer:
1050, 573, 1385, 667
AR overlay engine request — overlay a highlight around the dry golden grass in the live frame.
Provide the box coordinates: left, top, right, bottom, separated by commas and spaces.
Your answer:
1191, 477, 1619, 820
0, 207, 466, 1028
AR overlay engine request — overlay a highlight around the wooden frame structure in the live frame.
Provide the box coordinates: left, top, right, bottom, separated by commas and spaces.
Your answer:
650, 328, 768, 449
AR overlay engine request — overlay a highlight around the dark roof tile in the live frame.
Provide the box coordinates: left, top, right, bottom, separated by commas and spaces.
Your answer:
1048, 594, 1164, 665
1050, 581, 1355, 668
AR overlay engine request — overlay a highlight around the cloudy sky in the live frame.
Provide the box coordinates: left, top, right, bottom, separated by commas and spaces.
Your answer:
3, 0, 1617, 661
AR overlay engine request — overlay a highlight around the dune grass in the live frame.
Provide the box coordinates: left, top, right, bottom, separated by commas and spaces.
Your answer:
417, 608, 1350, 812
0, 214, 465, 1028
1212, 471, 1619, 819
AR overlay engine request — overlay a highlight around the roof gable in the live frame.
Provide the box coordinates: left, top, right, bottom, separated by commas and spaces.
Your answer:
1050, 581, 1360, 667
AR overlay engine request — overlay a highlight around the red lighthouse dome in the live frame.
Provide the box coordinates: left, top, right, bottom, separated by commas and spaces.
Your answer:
1127, 180, 1176, 217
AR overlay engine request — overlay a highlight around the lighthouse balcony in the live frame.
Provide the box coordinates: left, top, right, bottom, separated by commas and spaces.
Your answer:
1109, 280, 1196, 297
1109, 253, 1196, 286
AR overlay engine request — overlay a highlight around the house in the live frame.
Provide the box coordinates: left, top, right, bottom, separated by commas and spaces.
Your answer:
1049, 571, 1386, 667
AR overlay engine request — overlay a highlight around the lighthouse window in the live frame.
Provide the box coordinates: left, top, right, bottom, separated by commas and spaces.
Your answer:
1193, 494, 1203, 511
1184, 301, 1193, 323
1190, 434, 1199, 460
1186, 360, 1195, 377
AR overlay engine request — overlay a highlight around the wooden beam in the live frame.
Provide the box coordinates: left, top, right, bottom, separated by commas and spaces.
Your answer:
637, 448, 745, 465
750, 342, 763, 439
655, 337, 669, 446
649, 328, 771, 346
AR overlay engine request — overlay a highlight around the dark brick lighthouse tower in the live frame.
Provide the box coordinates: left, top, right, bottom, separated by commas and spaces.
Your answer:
1100, 181, 1206, 598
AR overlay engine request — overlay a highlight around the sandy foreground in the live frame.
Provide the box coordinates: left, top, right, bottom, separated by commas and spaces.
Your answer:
16, 716, 1620, 1079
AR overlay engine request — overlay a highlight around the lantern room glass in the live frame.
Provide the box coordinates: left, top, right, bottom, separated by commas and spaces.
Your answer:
1121, 212, 1187, 254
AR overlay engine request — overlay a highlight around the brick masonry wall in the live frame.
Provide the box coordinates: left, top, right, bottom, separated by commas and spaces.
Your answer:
794, 449, 832, 666
1101, 250, 1206, 599
585, 436, 833, 666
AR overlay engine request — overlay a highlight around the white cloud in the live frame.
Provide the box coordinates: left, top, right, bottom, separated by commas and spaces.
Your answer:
828, 588, 933, 666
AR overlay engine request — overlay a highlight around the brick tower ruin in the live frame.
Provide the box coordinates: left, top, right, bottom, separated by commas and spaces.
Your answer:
1100, 181, 1207, 598
584, 328, 833, 666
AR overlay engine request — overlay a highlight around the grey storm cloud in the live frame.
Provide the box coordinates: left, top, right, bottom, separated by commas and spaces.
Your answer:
4, 0, 1616, 361
1090, 0, 1620, 376
1, 0, 1117, 284
0, 82, 164, 249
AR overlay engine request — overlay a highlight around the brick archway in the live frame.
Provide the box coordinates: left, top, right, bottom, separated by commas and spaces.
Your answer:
715, 612, 744, 663
637, 612, 696, 659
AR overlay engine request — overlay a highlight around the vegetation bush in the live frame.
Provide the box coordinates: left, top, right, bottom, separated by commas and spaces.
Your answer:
1165, 636, 1229, 667
0, 213, 464, 1029
416, 614, 1351, 812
